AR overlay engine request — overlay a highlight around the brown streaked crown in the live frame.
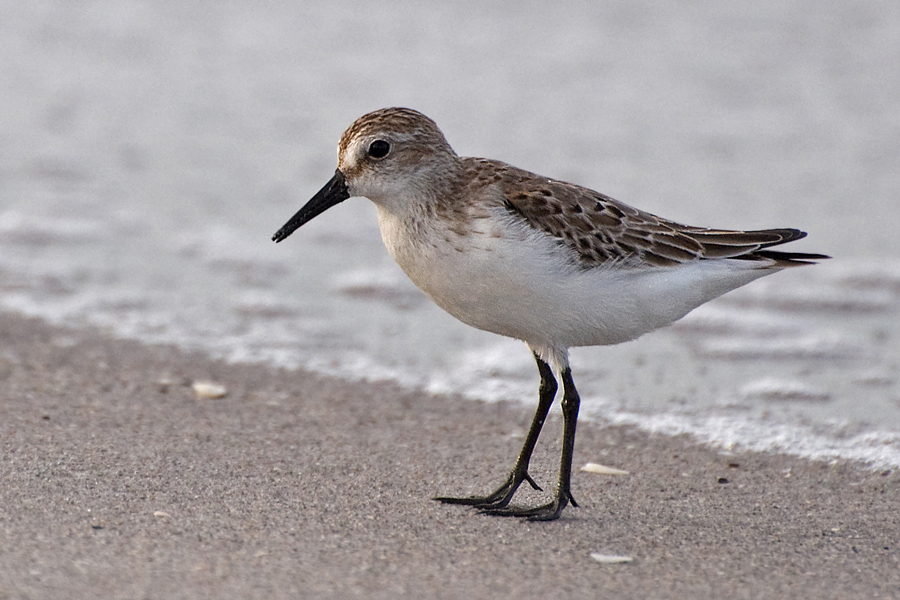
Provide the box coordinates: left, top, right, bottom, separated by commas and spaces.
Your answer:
338, 107, 456, 158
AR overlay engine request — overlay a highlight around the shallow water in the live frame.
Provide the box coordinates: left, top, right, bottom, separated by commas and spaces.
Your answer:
2, 0, 899, 466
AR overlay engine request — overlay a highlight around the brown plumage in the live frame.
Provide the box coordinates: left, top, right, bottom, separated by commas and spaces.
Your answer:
460, 158, 825, 269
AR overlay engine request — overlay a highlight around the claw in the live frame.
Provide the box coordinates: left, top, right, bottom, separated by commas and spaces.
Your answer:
476, 488, 578, 521
434, 469, 541, 509
523, 472, 542, 492
479, 498, 567, 521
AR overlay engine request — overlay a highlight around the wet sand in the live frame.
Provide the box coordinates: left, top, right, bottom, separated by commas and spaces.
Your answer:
1, 312, 898, 599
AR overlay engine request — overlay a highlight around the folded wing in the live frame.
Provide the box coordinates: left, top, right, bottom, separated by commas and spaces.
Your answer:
483, 159, 830, 268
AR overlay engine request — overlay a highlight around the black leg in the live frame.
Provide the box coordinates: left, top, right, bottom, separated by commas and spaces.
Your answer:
481, 366, 581, 521
434, 353, 558, 509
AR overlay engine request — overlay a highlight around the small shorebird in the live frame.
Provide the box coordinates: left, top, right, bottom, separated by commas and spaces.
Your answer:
272, 107, 827, 521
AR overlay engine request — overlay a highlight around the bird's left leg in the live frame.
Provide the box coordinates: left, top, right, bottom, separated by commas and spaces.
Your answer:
481, 366, 581, 521
434, 352, 557, 509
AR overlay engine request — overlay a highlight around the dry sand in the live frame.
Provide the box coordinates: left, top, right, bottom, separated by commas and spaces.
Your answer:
1, 312, 898, 599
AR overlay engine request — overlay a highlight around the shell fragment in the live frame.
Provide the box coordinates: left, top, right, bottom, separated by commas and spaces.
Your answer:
590, 553, 634, 564
191, 380, 228, 399
580, 462, 630, 476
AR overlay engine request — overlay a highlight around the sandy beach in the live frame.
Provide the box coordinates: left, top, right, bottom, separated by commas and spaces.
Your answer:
0, 311, 897, 599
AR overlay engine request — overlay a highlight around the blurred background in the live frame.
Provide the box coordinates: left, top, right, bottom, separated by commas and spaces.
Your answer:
2, 0, 899, 464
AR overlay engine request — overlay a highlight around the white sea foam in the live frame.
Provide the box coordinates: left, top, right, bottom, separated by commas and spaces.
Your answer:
597, 406, 900, 469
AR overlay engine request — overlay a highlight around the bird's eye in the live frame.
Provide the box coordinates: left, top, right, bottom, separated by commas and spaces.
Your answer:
367, 140, 391, 158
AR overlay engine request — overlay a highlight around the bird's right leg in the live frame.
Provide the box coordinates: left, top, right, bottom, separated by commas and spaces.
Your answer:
434, 352, 557, 509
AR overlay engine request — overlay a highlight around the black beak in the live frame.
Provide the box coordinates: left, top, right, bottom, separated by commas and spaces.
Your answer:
272, 169, 350, 243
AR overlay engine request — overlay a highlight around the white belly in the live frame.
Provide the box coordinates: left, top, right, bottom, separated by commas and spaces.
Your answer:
377, 205, 776, 350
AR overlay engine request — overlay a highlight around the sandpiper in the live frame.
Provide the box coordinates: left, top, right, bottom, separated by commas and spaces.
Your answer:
272, 107, 827, 521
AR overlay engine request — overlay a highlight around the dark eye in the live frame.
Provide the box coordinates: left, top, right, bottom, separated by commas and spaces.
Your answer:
367, 140, 390, 158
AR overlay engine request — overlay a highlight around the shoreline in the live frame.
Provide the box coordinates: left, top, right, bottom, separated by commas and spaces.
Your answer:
1, 311, 898, 599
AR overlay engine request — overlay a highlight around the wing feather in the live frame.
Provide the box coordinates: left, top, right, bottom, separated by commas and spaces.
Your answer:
463, 158, 827, 268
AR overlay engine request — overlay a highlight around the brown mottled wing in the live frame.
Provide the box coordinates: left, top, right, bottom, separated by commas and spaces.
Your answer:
474, 159, 823, 268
